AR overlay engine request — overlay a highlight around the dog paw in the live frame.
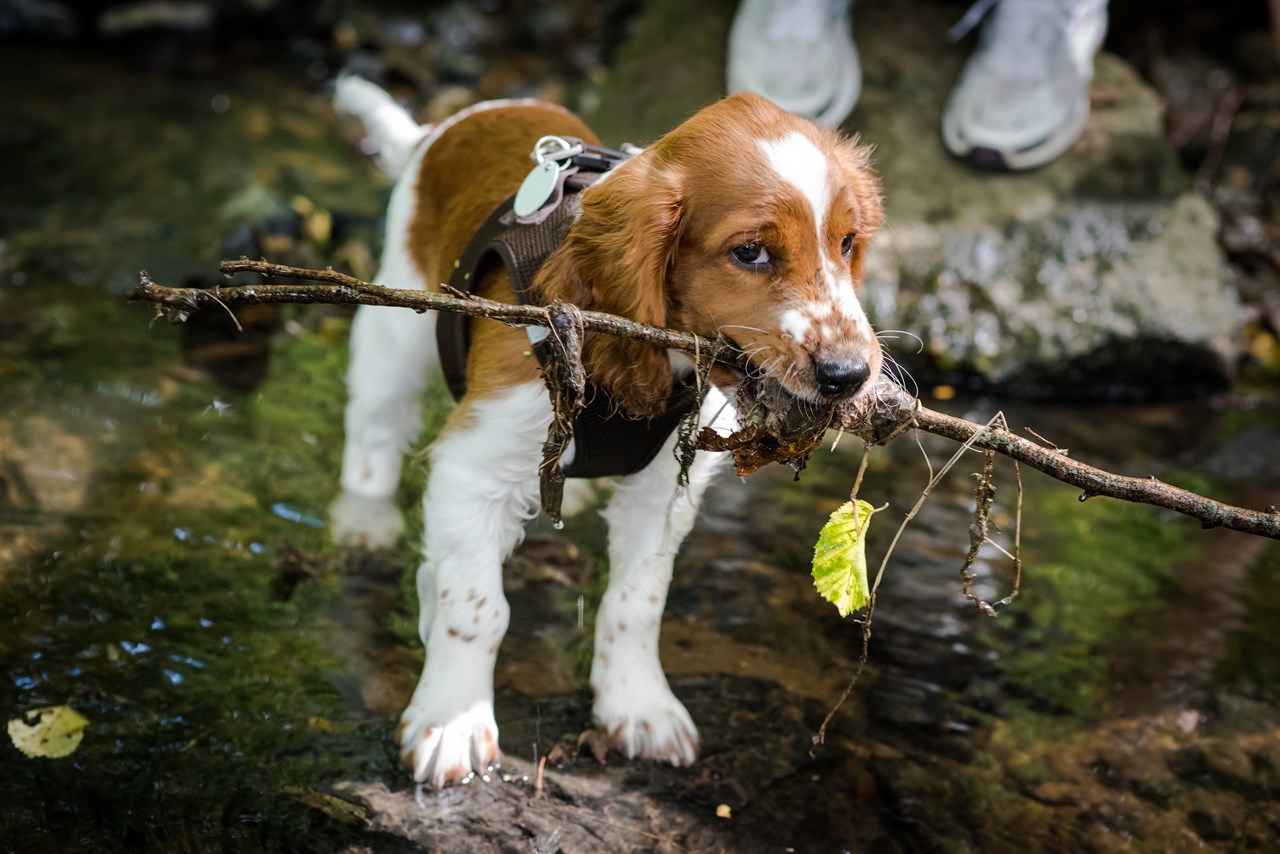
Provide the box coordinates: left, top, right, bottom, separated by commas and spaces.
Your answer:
397, 700, 501, 787
329, 491, 403, 548
593, 687, 699, 766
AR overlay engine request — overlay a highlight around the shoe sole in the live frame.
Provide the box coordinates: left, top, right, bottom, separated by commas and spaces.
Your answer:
942, 90, 1091, 172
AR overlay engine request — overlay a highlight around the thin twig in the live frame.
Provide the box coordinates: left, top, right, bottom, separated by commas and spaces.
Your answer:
1194, 86, 1244, 195
204, 288, 244, 332
130, 264, 1280, 542
849, 445, 871, 502
1007, 461, 1023, 605
960, 446, 999, 617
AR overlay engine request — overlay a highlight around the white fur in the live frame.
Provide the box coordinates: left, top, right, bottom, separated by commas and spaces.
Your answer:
758, 131, 831, 244
780, 307, 811, 342
400, 383, 549, 788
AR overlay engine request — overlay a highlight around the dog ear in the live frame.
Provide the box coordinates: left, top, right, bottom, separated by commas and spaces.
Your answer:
536, 153, 684, 417
828, 132, 883, 287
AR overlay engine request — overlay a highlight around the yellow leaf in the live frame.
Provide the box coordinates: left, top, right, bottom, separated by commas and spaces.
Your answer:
8, 704, 89, 759
811, 500, 879, 617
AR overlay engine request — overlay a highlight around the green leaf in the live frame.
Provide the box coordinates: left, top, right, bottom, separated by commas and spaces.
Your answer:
812, 500, 879, 617
8, 704, 89, 759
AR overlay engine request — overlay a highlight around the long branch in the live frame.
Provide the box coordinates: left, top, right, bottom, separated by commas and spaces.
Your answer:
907, 402, 1279, 539
128, 262, 1280, 541
134, 260, 707, 357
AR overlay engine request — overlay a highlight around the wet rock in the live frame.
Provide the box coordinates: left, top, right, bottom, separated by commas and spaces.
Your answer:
865, 193, 1238, 397
1130, 774, 1178, 809
1200, 738, 1259, 789
342, 675, 885, 852
1171, 737, 1261, 794
1187, 801, 1238, 841
1255, 738, 1280, 782
1211, 692, 1280, 734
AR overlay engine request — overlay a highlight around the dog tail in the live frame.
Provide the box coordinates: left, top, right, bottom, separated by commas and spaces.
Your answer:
333, 75, 426, 178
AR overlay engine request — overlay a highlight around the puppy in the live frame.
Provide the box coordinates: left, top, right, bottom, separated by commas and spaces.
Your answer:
331, 78, 883, 787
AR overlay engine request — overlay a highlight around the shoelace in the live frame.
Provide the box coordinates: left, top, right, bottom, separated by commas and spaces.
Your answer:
946, 0, 1001, 42
764, 0, 846, 44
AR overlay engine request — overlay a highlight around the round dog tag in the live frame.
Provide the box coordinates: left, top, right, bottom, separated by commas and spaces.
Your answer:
514, 161, 561, 218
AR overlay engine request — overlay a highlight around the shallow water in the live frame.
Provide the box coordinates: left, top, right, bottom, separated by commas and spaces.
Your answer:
2, 44, 1280, 852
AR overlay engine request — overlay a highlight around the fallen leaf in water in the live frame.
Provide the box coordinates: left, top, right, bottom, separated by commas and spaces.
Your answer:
8, 705, 89, 758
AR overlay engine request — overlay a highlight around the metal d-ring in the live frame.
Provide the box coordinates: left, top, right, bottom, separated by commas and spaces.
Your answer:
531, 135, 583, 171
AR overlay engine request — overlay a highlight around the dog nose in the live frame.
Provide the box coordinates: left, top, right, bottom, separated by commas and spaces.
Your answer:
813, 355, 871, 398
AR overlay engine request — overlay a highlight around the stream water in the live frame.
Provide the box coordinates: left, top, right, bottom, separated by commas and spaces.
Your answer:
2, 40, 1279, 853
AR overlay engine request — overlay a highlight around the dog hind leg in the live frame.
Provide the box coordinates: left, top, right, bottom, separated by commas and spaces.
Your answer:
331, 153, 438, 548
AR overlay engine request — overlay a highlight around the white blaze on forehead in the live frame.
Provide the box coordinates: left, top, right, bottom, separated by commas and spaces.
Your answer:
758, 132, 831, 242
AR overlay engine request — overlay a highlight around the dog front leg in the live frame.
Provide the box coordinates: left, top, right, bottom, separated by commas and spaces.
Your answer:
397, 384, 547, 787
591, 389, 733, 764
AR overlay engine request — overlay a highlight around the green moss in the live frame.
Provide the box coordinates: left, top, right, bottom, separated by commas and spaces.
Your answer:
1212, 541, 1280, 705
996, 475, 1202, 716
0, 310, 395, 849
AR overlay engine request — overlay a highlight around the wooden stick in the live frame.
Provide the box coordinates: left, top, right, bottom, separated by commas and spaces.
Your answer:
129, 262, 1280, 542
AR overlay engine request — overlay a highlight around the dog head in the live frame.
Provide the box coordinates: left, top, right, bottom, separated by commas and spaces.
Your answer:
538, 92, 883, 417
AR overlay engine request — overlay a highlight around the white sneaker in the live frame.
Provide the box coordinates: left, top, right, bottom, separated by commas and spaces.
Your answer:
727, 0, 859, 129
942, 0, 1108, 171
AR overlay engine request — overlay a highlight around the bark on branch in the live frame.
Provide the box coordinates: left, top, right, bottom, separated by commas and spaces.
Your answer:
129, 260, 1280, 541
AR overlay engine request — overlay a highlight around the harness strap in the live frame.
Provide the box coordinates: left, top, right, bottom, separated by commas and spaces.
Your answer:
438, 154, 699, 479
437, 171, 588, 400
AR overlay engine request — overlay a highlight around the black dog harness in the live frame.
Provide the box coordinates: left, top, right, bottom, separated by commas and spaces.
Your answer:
437, 137, 699, 479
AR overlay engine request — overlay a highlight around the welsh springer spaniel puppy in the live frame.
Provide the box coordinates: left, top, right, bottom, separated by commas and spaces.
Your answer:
331, 78, 883, 788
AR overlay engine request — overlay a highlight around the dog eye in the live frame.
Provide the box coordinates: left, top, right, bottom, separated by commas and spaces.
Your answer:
731, 242, 770, 267
841, 233, 855, 257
